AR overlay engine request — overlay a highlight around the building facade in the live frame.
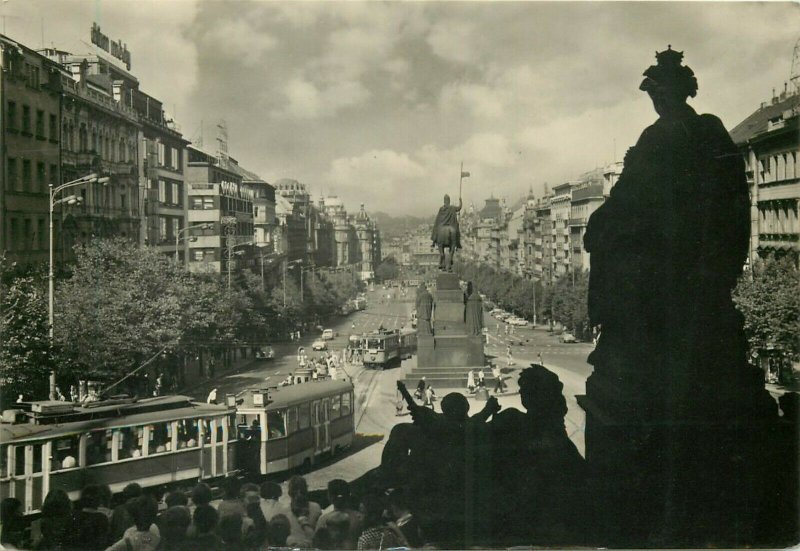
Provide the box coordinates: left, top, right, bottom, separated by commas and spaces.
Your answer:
731, 88, 799, 265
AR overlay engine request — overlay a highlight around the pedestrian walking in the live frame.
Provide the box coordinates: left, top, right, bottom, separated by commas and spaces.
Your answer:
329, 365, 338, 381
478, 369, 486, 388
206, 388, 217, 405
492, 364, 506, 394
467, 370, 476, 393
507, 345, 514, 366
424, 386, 436, 409
537, 352, 544, 366
415, 377, 427, 400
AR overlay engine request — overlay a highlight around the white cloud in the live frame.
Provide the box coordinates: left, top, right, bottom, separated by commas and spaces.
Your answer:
198, 18, 276, 66
426, 20, 479, 64
276, 77, 370, 120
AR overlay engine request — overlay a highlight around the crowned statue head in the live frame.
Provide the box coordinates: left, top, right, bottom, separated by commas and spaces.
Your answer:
639, 46, 698, 118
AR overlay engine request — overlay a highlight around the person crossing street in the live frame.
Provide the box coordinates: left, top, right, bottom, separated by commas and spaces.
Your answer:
492, 364, 506, 394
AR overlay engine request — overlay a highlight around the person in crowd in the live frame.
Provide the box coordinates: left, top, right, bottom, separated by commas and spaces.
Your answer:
493, 363, 506, 394
34, 489, 72, 550
356, 493, 405, 550
386, 488, 424, 548
424, 385, 436, 409
506, 345, 514, 367
1, 497, 26, 549
259, 482, 283, 522
217, 476, 246, 519
317, 479, 362, 548
105, 495, 160, 551
71, 485, 111, 550
96, 485, 114, 519
415, 377, 426, 400
186, 483, 213, 537
243, 490, 268, 549
157, 492, 189, 533
216, 514, 246, 551
282, 476, 321, 547
478, 368, 486, 387
206, 388, 217, 405
189, 505, 222, 551
467, 369, 476, 393
268, 514, 291, 548
322, 511, 352, 550
312, 527, 334, 550
158, 506, 191, 551
110, 483, 142, 541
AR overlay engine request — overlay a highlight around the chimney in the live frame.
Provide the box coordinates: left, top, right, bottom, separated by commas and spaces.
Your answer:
772, 87, 778, 105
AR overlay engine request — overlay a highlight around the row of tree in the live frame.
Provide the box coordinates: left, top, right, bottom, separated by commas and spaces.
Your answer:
0, 238, 361, 407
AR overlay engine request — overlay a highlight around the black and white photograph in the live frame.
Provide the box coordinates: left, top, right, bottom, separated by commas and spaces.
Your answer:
0, 0, 798, 549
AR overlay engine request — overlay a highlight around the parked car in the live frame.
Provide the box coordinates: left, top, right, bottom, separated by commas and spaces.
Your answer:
255, 345, 275, 360
312, 339, 328, 351
509, 317, 529, 326
321, 329, 335, 340
559, 332, 578, 343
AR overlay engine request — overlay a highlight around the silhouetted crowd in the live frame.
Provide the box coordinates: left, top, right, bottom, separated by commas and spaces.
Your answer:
0, 474, 423, 551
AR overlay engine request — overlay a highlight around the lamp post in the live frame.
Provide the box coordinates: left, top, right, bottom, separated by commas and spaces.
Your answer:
49, 173, 110, 399
175, 223, 213, 264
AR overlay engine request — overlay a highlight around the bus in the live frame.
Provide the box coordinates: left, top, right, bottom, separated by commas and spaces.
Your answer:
235, 380, 354, 475
0, 396, 235, 514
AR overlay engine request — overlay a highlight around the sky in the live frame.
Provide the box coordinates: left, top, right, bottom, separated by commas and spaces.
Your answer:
3, 1, 799, 216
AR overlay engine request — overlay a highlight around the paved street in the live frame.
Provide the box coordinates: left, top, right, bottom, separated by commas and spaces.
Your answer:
183, 287, 594, 489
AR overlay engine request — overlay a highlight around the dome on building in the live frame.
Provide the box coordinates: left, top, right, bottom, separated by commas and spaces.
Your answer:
355, 203, 370, 222
325, 196, 344, 207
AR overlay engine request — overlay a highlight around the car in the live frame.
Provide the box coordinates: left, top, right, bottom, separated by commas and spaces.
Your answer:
321, 329, 335, 340
312, 339, 328, 351
559, 332, 578, 343
255, 346, 275, 360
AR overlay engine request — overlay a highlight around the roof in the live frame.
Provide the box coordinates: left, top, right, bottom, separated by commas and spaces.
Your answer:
730, 92, 800, 145
1, 396, 231, 443
239, 380, 354, 410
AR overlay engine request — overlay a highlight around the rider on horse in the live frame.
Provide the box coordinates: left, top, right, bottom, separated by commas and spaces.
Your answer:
431, 194, 462, 272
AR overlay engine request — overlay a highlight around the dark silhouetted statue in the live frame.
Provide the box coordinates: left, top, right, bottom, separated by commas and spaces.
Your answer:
490, 365, 587, 545
464, 281, 483, 336
431, 194, 462, 272
581, 46, 792, 547
414, 284, 433, 336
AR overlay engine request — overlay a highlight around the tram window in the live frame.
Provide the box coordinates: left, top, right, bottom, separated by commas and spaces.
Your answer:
321, 401, 329, 422
177, 419, 199, 449
148, 423, 171, 454
0, 445, 7, 477
367, 338, 383, 350
341, 393, 352, 416
52, 436, 79, 471
298, 404, 310, 430
86, 430, 113, 465
14, 446, 25, 476
330, 395, 341, 419
267, 410, 286, 440
118, 427, 144, 459
216, 419, 225, 443
228, 414, 237, 442
202, 420, 212, 444
286, 407, 298, 434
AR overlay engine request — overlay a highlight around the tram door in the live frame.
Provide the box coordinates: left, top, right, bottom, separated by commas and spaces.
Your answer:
320, 398, 331, 452
311, 400, 331, 455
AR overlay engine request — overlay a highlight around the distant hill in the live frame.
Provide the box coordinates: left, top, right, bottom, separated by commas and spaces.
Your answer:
370, 212, 433, 236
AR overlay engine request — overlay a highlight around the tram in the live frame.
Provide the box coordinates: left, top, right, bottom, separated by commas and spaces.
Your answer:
362, 329, 402, 369
399, 328, 418, 360
0, 396, 235, 514
235, 379, 354, 475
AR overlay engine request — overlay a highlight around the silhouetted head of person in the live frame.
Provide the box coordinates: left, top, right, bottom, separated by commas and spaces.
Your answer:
639, 46, 698, 118
193, 504, 218, 536
191, 483, 213, 507
443, 194, 451, 206
518, 364, 568, 425
327, 479, 351, 511
441, 392, 470, 421
269, 514, 291, 546
130, 495, 158, 532
288, 475, 308, 500
260, 481, 282, 501
160, 506, 191, 545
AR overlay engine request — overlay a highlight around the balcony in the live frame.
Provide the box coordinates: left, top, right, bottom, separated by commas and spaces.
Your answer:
188, 209, 220, 222
569, 217, 587, 227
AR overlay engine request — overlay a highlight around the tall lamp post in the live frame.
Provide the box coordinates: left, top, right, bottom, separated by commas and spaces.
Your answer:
175, 223, 213, 264
49, 173, 110, 398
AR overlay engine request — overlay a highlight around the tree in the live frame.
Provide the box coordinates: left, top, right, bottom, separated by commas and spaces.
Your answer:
733, 255, 800, 360
375, 257, 400, 282
0, 258, 60, 407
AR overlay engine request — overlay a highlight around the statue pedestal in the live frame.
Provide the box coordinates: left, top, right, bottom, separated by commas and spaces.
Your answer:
404, 272, 488, 389
578, 364, 796, 547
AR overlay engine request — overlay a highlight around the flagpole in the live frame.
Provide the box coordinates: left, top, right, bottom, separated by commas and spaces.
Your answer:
459, 161, 463, 201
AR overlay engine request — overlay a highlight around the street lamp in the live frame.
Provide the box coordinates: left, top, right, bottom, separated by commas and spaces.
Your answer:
175, 223, 213, 264
48, 173, 110, 399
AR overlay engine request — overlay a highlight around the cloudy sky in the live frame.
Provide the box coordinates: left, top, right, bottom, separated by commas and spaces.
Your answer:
4, 1, 799, 215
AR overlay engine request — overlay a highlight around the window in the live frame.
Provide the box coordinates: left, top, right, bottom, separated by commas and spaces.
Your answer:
172, 147, 180, 170
148, 423, 172, 454
192, 250, 206, 262
35, 109, 44, 137
341, 392, 351, 416
7, 101, 17, 130
14, 444, 42, 476
142, 138, 149, 160
267, 410, 286, 439
51, 436, 80, 471
191, 198, 203, 210
0, 445, 6, 478
36, 162, 45, 192
160, 218, 168, 242
118, 426, 144, 459
330, 395, 341, 419
8, 158, 18, 190
22, 160, 31, 190
171, 218, 179, 241
158, 142, 165, 166
286, 407, 298, 434
49, 114, 57, 141
172, 182, 181, 205
203, 198, 214, 210
22, 105, 31, 133
49, 164, 58, 187
177, 419, 199, 449
298, 404, 310, 429
158, 180, 167, 203
86, 430, 113, 466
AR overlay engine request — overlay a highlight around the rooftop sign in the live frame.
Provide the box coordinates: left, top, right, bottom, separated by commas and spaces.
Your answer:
91, 23, 131, 70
